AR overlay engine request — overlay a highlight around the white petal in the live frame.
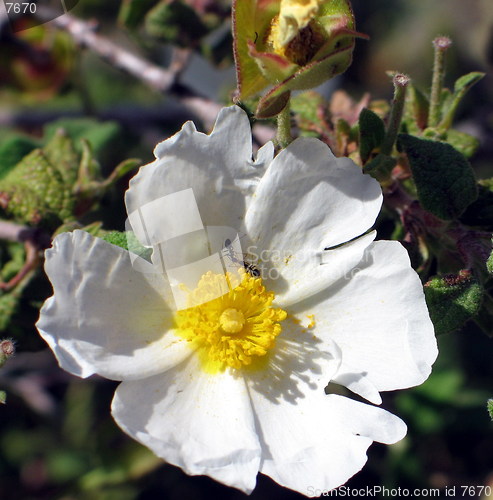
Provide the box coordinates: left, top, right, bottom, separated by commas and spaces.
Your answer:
112, 356, 261, 493
272, 231, 377, 307
247, 320, 405, 494
36, 230, 190, 381
244, 137, 382, 265
125, 107, 266, 241
290, 240, 438, 394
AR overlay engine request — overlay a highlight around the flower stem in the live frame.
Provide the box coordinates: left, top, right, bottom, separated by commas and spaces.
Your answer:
381, 73, 410, 156
429, 36, 452, 128
276, 100, 293, 149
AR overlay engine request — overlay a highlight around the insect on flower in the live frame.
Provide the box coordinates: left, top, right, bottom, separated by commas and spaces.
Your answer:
223, 238, 261, 277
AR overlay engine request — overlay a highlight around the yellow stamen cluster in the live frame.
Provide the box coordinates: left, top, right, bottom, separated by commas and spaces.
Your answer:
175, 270, 287, 373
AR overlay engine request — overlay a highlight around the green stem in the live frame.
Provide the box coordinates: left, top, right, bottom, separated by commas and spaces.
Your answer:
429, 36, 452, 128
381, 73, 409, 156
276, 100, 293, 149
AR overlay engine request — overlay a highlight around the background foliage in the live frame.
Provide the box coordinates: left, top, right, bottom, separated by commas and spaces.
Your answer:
0, 1, 492, 498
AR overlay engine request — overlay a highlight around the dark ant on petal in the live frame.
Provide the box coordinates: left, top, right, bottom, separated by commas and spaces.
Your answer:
224, 238, 261, 277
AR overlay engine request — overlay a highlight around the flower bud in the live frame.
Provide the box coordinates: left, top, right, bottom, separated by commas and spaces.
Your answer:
0, 339, 15, 367
233, 0, 367, 117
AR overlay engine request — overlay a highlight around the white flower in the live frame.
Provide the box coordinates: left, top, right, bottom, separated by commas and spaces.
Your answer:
36, 106, 437, 496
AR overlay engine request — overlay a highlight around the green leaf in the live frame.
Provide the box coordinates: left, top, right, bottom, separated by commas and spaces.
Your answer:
410, 84, 429, 130
487, 239, 493, 275
145, 0, 208, 46
398, 134, 478, 220
439, 72, 485, 131
488, 399, 493, 420
362, 153, 396, 181
0, 136, 40, 180
101, 231, 152, 260
0, 147, 74, 226
358, 108, 386, 164
445, 129, 480, 158
459, 185, 493, 229
424, 270, 483, 335
43, 118, 121, 160
118, 0, 156, 29
291, 91, 327, 126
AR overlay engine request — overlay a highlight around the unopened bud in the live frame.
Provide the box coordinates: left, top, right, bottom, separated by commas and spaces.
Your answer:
0, 339, 15, 366
393, 73, 410, 88
433, 36, 452, 51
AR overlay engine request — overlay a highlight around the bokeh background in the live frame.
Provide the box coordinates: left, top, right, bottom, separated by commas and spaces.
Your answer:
0, 1, 492, 499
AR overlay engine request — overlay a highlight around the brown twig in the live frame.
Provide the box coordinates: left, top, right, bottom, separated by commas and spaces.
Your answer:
35, 7, 276, 140
0, 221, 50, 291
36, 7, 181, 93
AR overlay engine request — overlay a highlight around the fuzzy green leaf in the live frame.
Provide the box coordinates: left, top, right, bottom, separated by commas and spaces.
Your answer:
398, 134, 478, 220
362, 153, 396, 181
0, 147, 74, 226
410, 84, 429, 130
0, 136, 39, 180
358, 108, 386, 164
487, 240, 493, 275
439, 72, 485, 131
424, 270, 483, 335
459, 185, 493, 229
446, 129, 480, 158
101, 231, 152, 260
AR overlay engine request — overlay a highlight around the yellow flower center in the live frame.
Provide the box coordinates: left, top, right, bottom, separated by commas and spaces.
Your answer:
267, 0, 325, 65
175, 270, 287, 373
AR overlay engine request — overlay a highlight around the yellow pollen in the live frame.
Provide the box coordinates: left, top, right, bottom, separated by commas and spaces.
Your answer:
219, 308, 245, 333
175, 270, 287, 373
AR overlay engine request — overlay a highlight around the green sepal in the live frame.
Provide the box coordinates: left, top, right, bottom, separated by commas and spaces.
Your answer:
256, 90, 290, 119
234, 0, 364, 114
397, 134, 478, 220
439, 72, 485, 131
358, 108, 386, 164
424, 270, 483, 335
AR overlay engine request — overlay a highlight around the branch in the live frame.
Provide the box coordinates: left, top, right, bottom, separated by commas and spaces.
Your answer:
36, 7, 181, 93
35, 8, 276, 141
0, 221, 50, 291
